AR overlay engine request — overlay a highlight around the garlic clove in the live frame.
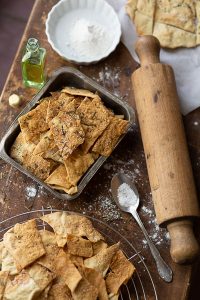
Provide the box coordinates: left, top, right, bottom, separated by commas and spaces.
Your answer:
9, 94, 21, 108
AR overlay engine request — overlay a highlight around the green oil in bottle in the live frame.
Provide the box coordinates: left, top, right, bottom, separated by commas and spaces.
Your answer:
22, 38, 46, 89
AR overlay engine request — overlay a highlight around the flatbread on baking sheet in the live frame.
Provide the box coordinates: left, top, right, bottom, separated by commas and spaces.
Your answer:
133, 11, 154, 35
153, 22, 197, 48
3, 219, 45, 270
0, 271, 9, 300
136, 0, 156, 17
67, 234, 93, 258
50, 110, 85, 160
125, 0, 137, 20
106, 250, 136, 295
18, 98, 49, 144
155, 0, 196, 33
92, 117, 128, 156
126, 0, 200, 48
196, 1, 200, 43
84, 243, 120, 277
41, 212, 104, 247
77, 97, 110, 153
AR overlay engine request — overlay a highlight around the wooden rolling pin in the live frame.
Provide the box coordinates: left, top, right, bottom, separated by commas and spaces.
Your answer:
132, 35, 200, 264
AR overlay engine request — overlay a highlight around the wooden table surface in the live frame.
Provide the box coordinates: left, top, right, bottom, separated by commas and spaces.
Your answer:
0, 0, 200, 299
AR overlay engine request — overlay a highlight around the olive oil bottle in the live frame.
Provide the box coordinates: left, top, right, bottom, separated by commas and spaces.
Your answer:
22, 38, 46, 89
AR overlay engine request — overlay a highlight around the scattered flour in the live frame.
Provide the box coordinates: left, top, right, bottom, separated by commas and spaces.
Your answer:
117, 183, 138, 207
25, 186, 37, 198
97, 196, 121, 222
93, 65, 122, 97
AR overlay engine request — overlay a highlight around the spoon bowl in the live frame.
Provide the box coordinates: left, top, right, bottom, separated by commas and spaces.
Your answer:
111, 172, 140, 212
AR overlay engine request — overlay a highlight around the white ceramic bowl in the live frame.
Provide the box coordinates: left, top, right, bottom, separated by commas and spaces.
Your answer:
46, 0, 121, 65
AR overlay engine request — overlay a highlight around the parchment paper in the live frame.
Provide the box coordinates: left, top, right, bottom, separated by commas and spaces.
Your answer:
107, 0, 200, 115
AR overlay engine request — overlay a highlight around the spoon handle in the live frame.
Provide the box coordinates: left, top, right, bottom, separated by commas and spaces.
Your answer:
130, 208, 173, 283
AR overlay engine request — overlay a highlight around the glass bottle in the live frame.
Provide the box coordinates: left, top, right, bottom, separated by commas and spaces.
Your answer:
21, 38, 46, 89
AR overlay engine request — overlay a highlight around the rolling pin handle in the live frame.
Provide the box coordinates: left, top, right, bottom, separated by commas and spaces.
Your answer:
167, 220, 199, 264
135, 35, 160, 66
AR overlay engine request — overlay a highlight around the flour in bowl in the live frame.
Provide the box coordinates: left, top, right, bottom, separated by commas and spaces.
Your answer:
68, 18, 113, 59
117, 182, 138, 207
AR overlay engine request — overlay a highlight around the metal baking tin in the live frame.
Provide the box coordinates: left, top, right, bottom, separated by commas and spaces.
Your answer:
0, 67, 135, 200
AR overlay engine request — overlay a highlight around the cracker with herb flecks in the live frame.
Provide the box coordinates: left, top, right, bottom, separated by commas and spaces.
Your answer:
77, 97, 110, 153
18, 98, 50, 144
46, 92, 74, 124
3, 219, 45, 271
92, 116, 128, 156
50, 108, 85, 160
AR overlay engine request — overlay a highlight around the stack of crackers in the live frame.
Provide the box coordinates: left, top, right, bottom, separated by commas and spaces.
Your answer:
126, 0, 200, 48
10, 87, 128, 195
0, 212, 135, 299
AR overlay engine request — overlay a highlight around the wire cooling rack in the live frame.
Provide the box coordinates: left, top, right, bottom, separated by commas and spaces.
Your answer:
0, 208, 158, 300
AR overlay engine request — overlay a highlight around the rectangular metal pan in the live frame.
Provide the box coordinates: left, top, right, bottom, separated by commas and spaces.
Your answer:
0, 67, 135, 200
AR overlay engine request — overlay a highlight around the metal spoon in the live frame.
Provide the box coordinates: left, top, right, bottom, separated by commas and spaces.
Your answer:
111, 173, 173, 283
